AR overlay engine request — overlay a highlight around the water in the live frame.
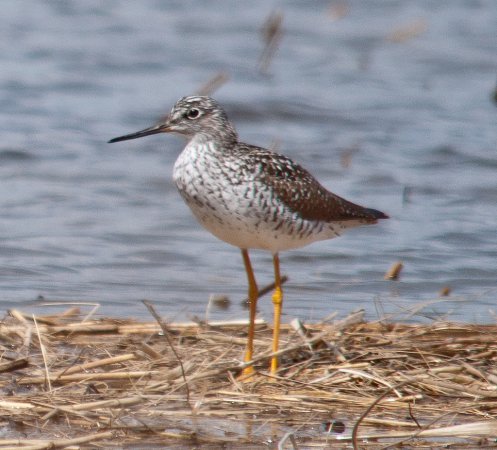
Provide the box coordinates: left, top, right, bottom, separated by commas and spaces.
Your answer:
1, 0, 496, 323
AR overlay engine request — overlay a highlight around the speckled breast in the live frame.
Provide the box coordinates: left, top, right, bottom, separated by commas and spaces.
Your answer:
172, 140, 341, 253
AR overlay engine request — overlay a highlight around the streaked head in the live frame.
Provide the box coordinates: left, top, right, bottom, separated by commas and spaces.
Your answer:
108, 96, 237, 145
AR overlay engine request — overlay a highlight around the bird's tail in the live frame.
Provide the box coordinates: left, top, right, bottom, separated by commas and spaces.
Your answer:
365, 208, 389, 220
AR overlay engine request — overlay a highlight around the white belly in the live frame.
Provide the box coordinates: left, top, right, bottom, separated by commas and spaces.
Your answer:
172, 142, 342, 253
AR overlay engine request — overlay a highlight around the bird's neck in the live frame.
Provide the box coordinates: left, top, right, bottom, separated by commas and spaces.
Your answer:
188, 129, 238, 150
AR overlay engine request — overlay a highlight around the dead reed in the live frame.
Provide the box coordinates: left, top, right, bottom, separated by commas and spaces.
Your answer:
1, 306, 497, 449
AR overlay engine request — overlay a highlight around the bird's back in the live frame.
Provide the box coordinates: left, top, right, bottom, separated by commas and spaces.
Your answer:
233, 143, 388, 223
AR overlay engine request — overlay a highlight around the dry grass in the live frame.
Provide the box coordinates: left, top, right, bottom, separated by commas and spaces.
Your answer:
1, 305, 497, 449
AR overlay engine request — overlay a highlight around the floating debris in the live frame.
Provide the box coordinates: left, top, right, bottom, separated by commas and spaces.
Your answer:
387, 19, 428, 43
439, 286, 451, 297
384, 261, 404, 280
258, 10, 284, 74
328, 1, 349, 21
196, 72, 230, 96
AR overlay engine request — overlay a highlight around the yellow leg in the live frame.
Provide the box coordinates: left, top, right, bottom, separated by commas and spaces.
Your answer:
241, 249, 258, 376
270, 253, 283, 375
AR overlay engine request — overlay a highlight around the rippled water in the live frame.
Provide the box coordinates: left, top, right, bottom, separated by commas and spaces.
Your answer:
1, 1, 496, 323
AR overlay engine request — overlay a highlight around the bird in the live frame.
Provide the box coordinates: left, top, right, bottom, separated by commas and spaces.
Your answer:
108, 96, 388, 376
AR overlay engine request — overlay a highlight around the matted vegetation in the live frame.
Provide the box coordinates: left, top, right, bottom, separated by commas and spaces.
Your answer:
1, 304, 497, 449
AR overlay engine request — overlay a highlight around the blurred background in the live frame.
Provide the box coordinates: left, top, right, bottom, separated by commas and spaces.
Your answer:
1, 0, 496, 323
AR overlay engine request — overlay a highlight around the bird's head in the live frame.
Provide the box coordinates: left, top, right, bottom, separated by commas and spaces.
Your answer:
108, 96, 237, 145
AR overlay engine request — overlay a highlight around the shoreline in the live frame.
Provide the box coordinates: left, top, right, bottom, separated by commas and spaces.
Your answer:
1, 307, 496, 448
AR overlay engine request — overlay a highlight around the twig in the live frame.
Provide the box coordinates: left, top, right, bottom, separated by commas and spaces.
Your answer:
330, 309, 365, 331
408, 401, 421, 428
196, 72, 229, 96
0, 357, 29, 373
18, 370, 157, 385
3, 430, 113, 450
70, 395, 143, 412
241, 275, 288, 306
258, 10, 284, 74
278, 431, 299, 450
378, 411, 456, 449
352, 379, 416, 450
142, 300, 191, 407
290, 318, 346, 361
48, 322, 119, 333
33, 315, 51, 393
338, 368, 403, 397
55, 353, 136, 378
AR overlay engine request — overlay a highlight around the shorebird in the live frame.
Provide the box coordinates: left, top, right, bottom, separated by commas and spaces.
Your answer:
109, 96, 388, 376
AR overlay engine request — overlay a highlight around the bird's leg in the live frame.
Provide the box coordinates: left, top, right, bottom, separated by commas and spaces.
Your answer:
270, 253, 283, 374
241, 249, 258, 376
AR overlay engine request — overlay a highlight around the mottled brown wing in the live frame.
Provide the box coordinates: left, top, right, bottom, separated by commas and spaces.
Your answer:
238, 145, 386, 223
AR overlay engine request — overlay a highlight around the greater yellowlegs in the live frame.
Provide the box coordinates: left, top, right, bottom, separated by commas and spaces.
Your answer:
109, 96, 388, 375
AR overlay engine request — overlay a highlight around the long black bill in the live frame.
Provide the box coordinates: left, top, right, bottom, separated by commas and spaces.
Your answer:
108, 123, 169, 143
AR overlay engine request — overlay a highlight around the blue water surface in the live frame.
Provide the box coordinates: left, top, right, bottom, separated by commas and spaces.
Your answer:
1, 0, 496, 323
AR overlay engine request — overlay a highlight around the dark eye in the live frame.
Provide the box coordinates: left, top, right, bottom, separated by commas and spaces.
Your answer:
186, 108, 200, 119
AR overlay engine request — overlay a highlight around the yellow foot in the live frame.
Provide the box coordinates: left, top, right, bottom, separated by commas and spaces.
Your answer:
237, 364, 256, 382
270, 356, 278, 376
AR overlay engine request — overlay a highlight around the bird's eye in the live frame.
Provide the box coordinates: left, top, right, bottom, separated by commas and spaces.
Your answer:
186, 108, 200, 120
